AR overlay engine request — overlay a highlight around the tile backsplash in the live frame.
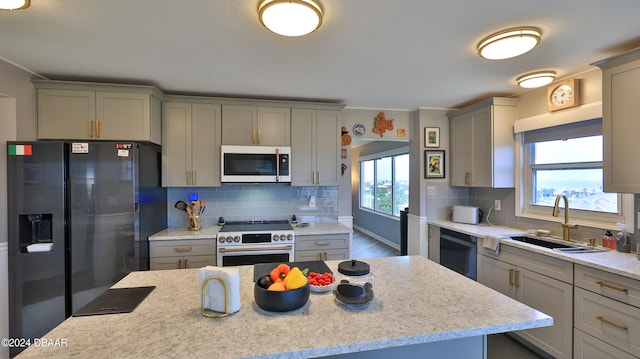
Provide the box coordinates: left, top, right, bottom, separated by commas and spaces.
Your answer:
167, 184, 338, 228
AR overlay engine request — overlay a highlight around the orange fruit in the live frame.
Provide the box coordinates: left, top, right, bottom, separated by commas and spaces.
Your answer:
267, 281, 286, 291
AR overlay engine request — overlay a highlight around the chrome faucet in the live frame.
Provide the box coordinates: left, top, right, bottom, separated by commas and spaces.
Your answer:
552, 195, 578, 241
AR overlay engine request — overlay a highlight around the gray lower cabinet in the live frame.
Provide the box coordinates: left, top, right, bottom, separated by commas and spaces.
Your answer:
573, 264, 640, 358
150, 239, 216, 270
295, 233, 349, 261
478, 244, 573, 359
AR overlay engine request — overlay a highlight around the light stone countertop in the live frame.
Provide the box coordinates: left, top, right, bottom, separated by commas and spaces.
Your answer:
291, 221, 353, 235
16, 256, 551, 359
148, 226, 221, 240
429, 219, 640, 281
149, 222, 352, 241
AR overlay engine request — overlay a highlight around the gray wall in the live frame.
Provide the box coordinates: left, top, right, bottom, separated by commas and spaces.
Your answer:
351, 141, 408, 248
0, 59, 39, 245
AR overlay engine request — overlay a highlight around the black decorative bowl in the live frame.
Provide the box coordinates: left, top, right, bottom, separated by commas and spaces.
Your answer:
254, 279, 310, 312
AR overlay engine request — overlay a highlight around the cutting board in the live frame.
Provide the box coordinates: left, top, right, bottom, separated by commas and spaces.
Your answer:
253, 261, 332, 282
73, 286, 155, 316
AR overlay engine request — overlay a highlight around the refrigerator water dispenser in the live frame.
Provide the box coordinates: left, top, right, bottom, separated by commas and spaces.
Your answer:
18, 213, 53, 253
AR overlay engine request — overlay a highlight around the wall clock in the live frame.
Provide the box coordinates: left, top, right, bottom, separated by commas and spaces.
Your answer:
547, 78, 579, 112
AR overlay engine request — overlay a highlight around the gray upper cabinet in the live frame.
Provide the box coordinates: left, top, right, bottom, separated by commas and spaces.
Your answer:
448, 97, 518, 188
594, 48, 640, 193
221, 105, 290, 146
162, 101, 221, 187
291, 109, 341, 186
34, 80, 163, 144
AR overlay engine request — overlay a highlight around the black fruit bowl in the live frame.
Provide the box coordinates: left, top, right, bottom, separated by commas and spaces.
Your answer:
254, 279, 310, 312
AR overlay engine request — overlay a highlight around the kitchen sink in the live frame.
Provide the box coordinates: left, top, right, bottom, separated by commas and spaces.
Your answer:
508, 235, 573, 249
552, 246, 609, 254
508, 235, 609, 253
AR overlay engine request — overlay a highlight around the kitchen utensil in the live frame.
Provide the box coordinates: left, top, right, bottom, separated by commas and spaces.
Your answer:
174, 200, 188, 212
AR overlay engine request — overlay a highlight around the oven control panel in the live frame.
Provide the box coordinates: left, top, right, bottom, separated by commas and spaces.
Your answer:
217, 231, 295, 245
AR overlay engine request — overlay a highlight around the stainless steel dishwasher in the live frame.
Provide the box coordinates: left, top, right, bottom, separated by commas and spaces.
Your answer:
439, 228, 477, 280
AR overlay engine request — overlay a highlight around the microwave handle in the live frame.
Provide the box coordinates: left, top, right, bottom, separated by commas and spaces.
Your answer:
275, 148, 280, 182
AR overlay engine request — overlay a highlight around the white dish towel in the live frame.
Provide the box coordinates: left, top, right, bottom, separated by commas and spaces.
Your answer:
482, 235, 503, 255
199, 266, 241, 314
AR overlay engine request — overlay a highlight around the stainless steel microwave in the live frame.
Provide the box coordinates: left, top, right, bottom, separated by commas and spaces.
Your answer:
221, 145, 291, 183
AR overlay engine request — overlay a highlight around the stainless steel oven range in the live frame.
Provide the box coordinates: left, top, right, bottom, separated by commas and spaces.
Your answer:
216, 220, 294, 266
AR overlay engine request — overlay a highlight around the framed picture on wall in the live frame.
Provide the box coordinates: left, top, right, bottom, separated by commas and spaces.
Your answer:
424, 127, 440, 147
424, 150, 445, 178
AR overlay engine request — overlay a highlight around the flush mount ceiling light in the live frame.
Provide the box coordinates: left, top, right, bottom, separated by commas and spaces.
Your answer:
258, 0, 323, 37
0, 0, 30, 10
517, 71, 556, 88
477, 27, 541, 60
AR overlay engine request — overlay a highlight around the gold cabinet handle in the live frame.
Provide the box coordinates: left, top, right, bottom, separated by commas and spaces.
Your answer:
315, 241, 330, 246
258, 129, 262, 144
318, 252, 323, 260
252, 130, 256, 144
178, 259, 183, 269
95, 119, 100, 138
184, 258, 189, 268
186, 171, 190, 185
596, 316, 628, 330
174, 247, 192, 252
596, 281, 628, 293
317, 171, 320, 185
192, 171, 196, 185
509, 268, 514, 286
514, 270, 520, 288
88, 120, 94, 137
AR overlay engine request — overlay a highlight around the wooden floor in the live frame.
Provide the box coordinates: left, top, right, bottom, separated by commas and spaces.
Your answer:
351, 229, 400, 259
351, 229, 544, 359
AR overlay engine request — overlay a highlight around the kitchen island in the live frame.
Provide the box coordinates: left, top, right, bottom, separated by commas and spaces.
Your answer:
16, 256, 552, 358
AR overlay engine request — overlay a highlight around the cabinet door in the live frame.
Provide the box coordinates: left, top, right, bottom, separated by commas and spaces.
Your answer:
183, 255, 215, 268
295, 249, 349, 262
291, 109, 316, 185
37, 89, 95, 140
469, 107, 492, 187
162, 102, 192, 187
257, 107, 290, 146
191, 103, 222, 186
477, 254, 515, 298
150, 257, 182, 270
574, 329, 637, 359
315, 110, 340, 185
95, 92, 150, 141
450, 113, 472, 186
603, 61, 640, 193
221, 105, 258, 145
516, 268, 573, 359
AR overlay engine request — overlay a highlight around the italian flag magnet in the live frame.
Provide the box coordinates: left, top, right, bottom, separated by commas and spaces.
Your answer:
8, 144, 32, 156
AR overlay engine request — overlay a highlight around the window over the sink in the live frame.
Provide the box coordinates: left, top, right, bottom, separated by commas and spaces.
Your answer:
516, 118, 634, 232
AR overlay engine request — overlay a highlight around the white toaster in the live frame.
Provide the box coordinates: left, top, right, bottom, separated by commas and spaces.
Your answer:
452, 205, 482, 224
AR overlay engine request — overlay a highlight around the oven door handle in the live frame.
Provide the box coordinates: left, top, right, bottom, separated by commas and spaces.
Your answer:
218, 245, 293, 253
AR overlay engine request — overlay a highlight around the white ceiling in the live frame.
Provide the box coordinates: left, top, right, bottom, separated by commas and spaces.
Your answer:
2, 0, 640, 110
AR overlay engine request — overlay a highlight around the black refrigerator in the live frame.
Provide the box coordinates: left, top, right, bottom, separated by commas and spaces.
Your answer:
7, 141, 166, 356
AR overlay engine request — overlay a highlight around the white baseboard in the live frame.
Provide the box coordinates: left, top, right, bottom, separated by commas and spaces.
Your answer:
353, 225, 400, 250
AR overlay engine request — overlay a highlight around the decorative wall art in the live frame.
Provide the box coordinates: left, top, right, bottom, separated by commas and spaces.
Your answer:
353, 123, 365, 136
341, 127, 352, 146
372, 112, 394, 137
424, 127, 440, 148
424, 150, 445, 178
